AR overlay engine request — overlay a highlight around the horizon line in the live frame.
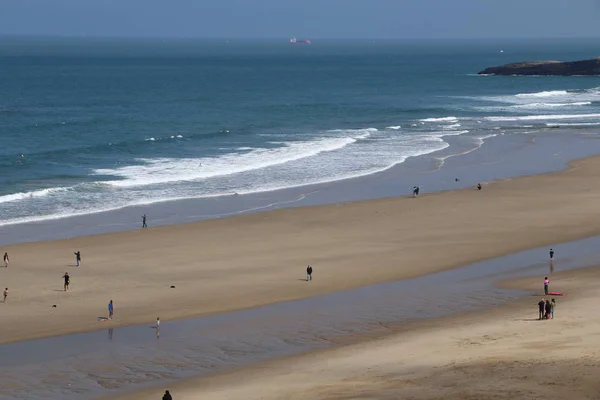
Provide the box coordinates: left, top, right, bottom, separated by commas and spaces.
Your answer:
1, 34, 599, 41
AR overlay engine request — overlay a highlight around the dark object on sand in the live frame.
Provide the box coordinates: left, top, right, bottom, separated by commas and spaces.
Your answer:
163, 390, 173, 400
170, 285, 176, 288
52, 304, 57, 307
478, 58, 600, 76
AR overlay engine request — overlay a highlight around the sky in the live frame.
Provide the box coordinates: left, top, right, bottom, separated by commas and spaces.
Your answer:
0, 0, 599, 39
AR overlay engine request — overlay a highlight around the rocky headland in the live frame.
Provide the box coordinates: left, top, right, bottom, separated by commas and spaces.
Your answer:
478, 57, 600, 76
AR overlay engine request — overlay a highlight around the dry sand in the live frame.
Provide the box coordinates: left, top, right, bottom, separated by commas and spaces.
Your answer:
3, 156, 600, 345
115, 267, 600, 400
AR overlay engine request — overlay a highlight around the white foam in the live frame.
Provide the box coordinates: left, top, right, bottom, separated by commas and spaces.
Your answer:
515, 90, 569, 98
94, 130, 375, 188
0, 187, 72, 204
442, 123, 462, 130
419, 116, 459, 123
386, 126, 402, 130
145, 137, 156, 141
545, 122, 600, 127
485, 113, 600, 122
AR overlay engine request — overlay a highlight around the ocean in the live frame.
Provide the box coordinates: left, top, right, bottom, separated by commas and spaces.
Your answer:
1, 37, 600, 230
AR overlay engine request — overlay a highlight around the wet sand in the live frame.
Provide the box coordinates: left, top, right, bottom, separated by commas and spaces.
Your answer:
2, 233, 600, 399
3, 155, 600, 346
115, 266, 600, 400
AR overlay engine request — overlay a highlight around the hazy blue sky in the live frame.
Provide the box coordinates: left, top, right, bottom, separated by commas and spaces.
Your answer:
1, 0, 599, 39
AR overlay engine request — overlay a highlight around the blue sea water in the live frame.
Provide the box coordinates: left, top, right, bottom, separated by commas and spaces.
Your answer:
1, 37, 600, 227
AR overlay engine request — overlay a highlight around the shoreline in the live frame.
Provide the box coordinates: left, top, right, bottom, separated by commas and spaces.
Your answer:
111, 264, 600, 400
3, 154, 600, 346
3, 129, 600, 246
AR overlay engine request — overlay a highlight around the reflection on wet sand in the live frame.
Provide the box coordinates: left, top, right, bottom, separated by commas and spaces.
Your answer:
1, 236, 600, 400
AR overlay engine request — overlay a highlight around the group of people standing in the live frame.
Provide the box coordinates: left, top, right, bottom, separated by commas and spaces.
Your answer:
538, 248, 557, 320
538, 298, 556, 320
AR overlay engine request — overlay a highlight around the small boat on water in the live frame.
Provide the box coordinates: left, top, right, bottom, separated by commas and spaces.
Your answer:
290, 37, 311, 44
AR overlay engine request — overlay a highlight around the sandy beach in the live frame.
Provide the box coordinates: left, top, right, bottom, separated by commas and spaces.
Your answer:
3, 155, 600, 346
114, 266, 600, 400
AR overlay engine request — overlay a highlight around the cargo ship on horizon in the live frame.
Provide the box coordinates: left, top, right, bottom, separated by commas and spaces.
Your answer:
290, 37, 311, 44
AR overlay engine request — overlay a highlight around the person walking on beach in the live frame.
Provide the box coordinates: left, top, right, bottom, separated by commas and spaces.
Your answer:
538, 298, 545, 320
142, 214, 147, 228
3, 252, 8, 267
543, 276, 550, 295
162, 390, 173, 400
108, 300, 114, 319
3, 288, 8, 303
412, 186, 420, 197
551, 298, 556, 319
477, 183, 482, 191
74, 251, 81, 267
306, 265, 313, 281
63, 272, 70, 291
549, 248, 555, 260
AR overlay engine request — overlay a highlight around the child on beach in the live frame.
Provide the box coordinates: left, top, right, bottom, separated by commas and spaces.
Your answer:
108, 300, 114, 319
543, 277, 549, 295
3, 252, 8, 267
3, 288, 7, 303
63, 272, 70, 291
551, 298, 556, 319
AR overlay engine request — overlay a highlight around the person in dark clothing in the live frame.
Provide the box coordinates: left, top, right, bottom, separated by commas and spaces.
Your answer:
63, 272, 70, 292
545, 300, 552, 320
538, 299, 545, 320
74, 251, 81, 267
162, 390, 172, 400
306, 265, 313, 281
142, 214, 147, 228
549, 248, 554, 260
477, 183, 482, 191
412, 186, 420, 197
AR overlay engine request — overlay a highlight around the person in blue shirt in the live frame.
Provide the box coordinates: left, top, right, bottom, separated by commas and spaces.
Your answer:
108, 300, 114, 319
